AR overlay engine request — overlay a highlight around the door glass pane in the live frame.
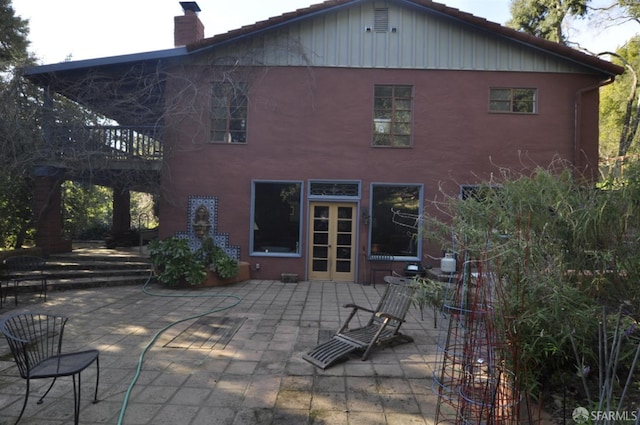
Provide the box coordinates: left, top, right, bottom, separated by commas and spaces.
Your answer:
338, 207, 352, 219
336, 247, 351, 260
337, 220, 352, 232
314, 233, 328, 244
337, 233, 352, 245
336, 260, 351, 272
315, 206, 329, 218
313, 260, 328, 271
313, 246, 328, 258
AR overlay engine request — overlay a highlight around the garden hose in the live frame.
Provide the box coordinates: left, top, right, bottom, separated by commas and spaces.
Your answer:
116, 273, 242, 425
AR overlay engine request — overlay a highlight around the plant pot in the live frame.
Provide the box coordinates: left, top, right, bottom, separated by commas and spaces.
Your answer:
198, 270, 239, 287
177, 262, 251, 288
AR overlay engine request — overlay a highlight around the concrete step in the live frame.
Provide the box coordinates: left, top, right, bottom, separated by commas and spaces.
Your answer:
2, 244, 155, 299
47, 273, 154, 290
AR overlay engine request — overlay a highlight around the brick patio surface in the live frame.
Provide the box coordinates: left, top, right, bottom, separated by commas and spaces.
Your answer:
0, 279, 441, 425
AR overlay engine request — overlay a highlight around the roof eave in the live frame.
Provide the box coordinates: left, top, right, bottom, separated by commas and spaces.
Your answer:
23, 47, 189, 78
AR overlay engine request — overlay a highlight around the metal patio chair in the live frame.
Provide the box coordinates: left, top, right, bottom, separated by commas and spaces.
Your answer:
303, 276, 416, 369
2, 255, 48, 307
0, 312, 100, 425
368, 254, 394, 287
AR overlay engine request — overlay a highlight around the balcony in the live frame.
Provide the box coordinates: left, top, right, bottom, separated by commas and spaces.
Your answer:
38, 125, 163, 189
42, 125, 163, 170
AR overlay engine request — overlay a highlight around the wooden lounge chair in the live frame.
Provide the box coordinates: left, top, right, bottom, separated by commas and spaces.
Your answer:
303, 276, 416, 369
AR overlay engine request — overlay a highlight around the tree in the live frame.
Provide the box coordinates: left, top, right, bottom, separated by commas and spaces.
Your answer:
590, 2, 640, 162
599, 38, 640, 159
0, 0, 29, 70
589, 0, 640, 28
508, 0, 590, 44
0, 0, 37, 248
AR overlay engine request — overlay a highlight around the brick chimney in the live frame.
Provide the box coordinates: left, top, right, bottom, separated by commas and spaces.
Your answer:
174, 2, 204, 47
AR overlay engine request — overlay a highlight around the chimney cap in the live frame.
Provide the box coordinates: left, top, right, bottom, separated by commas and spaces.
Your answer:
179, 2, 201, 13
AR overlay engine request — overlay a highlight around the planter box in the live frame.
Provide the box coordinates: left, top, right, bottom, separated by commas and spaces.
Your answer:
156, 261, 251, 288
190, 261, 251, 288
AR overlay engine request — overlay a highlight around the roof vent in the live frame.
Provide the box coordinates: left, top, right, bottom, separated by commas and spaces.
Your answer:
374, 8, 389, 32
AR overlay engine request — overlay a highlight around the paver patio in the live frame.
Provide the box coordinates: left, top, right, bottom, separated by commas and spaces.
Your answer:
0, 279, 441, 425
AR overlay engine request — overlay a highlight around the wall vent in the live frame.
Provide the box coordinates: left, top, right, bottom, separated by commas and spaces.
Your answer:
374, 8, 389, 32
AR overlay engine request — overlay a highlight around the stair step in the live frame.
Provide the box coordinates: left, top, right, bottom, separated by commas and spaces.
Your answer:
2, 276, 155, 300
0, 244, 156, 298
48, 274, 154, 290
45, 267, 151, 280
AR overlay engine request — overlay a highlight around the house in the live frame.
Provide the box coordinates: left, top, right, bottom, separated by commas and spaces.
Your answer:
24, 0, 624, 282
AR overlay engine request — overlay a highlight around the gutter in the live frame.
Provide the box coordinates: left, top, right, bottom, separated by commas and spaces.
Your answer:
574, 76, 616, 179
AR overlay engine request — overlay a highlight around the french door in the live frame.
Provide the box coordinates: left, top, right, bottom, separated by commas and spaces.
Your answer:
308, 202, 356, 281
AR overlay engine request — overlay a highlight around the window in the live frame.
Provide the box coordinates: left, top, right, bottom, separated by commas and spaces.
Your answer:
251, 181, 302, 255
211, 82, 248, 143
489, 88, 537, 113
309, 181, 360, 198
373, 85, 413, 147
460, 184, 502, 201
370, 184, 422, 258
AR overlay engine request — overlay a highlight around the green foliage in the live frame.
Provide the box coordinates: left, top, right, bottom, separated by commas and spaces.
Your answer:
507, 0, 589, 44
600, 36, 640, 159
148, 237, 207, 286
149, 236, 239, 285
619, 0, 640, 20
411, 277, 443, 314
422, 162, 640, 399
0, 2, 45, 248
212, 250, 240, 279
0, 0, 30, 70
62, 182, 113, 239
0, 173, 32, 248
199, 237, 240, 279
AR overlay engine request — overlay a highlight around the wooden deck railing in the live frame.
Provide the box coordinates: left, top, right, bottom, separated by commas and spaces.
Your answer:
48, 125, 163, 161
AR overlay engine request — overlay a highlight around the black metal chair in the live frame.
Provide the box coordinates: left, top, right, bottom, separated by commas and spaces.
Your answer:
2, 256, 48, 307
0, 312, 100, 425
368, 254, 394, 287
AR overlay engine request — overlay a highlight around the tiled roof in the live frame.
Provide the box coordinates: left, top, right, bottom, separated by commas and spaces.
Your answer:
186, 0, 624, 76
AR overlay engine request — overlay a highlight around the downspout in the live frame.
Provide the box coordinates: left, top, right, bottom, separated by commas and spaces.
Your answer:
574, 76, 615, 178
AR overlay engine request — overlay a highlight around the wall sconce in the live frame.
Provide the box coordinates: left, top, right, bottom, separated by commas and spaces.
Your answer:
361, 208, 370, 225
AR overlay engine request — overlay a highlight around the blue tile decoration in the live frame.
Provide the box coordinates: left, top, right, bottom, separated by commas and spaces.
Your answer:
175, 196, 240, 260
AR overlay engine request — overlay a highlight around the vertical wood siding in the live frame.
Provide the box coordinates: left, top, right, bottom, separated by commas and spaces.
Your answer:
208, 1, 587, 73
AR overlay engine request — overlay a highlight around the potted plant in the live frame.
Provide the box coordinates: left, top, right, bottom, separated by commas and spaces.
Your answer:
148, 236, 239, 286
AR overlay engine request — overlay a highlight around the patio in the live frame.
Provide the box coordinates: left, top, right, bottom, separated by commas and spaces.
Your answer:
0, 279, 440, 425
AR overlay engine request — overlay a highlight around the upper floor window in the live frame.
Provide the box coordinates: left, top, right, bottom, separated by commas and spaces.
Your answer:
211, 82, 248, 143
373, 85, 413, 147
489, 88, 537, 114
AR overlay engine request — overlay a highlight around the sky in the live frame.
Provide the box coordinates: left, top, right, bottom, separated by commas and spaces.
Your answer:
11, 0, 640, 65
